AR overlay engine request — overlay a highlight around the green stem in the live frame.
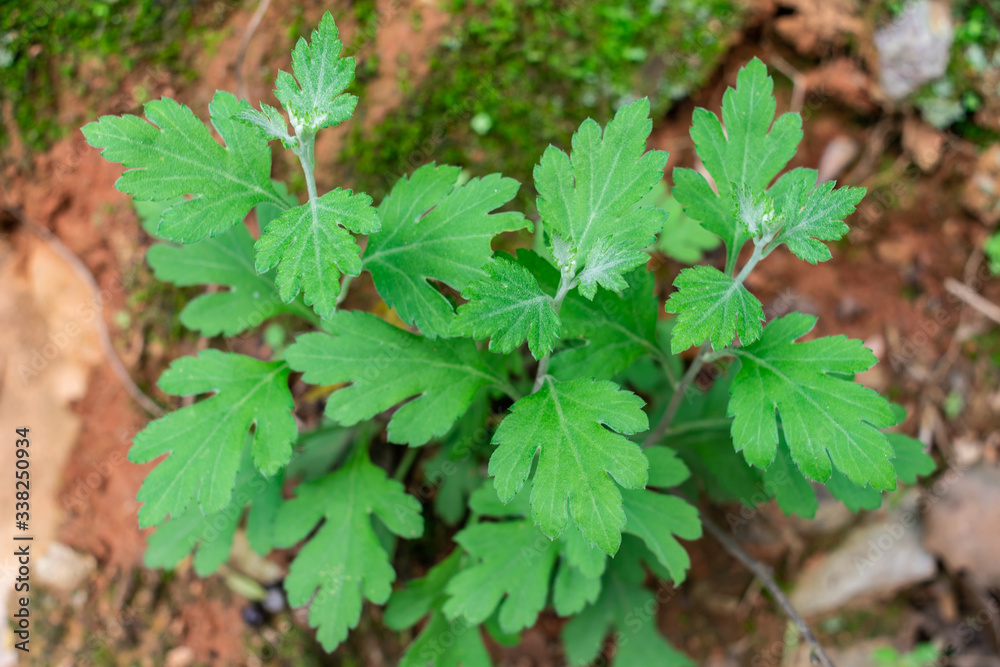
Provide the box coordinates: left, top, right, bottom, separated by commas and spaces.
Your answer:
295, 130, 319, 202
392, 446, 420, 482
532, 270, 577, 393
336, 274, 354, 307
660, 417, 733, 438
288, 299, 322, 327
292, 128, 353, 312
651, 228, 779, 444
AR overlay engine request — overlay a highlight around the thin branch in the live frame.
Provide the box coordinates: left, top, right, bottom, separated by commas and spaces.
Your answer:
643, 342, 709, 448
234, 0, 272, 101
944, 276, 1000, 326
14, 209, 165, 417
700, 511, 836, 667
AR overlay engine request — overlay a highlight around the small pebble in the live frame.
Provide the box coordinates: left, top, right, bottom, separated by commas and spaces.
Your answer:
262, 585, 286, 614
242, 602, 266, 627
836, 295, 866, 322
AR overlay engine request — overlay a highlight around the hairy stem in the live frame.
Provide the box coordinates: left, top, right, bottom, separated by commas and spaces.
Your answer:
293, 129, 354, 312
700, 511, 836, 667
336, 274, 354, 307
532, 271, 576, 393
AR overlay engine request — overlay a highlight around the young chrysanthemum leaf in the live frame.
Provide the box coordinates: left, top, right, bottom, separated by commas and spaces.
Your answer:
364, 164, 529, 337
275, 449, 423, 652
236, 103, 296, 148
551, 267, 658, 381
385, 551, 491, 667
145, 444, 283, 576
148, 222, 306, 337
129, 350, 296, 528
273, 12, 358, 134
534, 98, 667, 258
728, 313, 898, 489
562, 537, 693, 667
452, 255, 560, 359
489, 378, 649, 555
285, 311, 508, 446
534, 98, 667, 292
672, 58, 802, 270
82, 91, 285, 242
442, 482, 606, 633
731, 183, 778, 238
769, 167, 867, 263
665, 264, 764, 352
254, 188, 380, 320
576, 237, 650, 299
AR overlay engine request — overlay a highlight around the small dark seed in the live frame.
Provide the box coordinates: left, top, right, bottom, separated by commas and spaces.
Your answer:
242, 602, 266, 627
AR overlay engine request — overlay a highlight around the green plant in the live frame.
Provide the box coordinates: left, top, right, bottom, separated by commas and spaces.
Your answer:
83, 13, 935, 664
341, 0, 741, 201
1, 0, 207, 150
872, 642, 942, 667
987, 230, 1000, 274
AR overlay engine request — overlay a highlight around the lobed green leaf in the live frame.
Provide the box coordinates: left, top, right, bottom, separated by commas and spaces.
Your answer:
82, 91, 284, 242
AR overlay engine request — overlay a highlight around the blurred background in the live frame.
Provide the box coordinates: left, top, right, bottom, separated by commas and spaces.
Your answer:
1, 0, 1000, 665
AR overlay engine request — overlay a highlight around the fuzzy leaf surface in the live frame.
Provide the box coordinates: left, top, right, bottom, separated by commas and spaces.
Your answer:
129, 350, 296, 527
489, 378, 649, 554
768, 168, 866, 263
453, 255, 559, 359
534, 98, 667, 269
274, 12, 358, 132
364, 163, 528, 337
729, 313, 897, 489
639, 180, 722, 264
235, 103, 295, 147
672, 58, 802, 269
665, 265, 764, 352
275, 450, 423, 651
285, 311, 505, 445
82, 91, 284, 242
254, 188, 379, 320
145, 446, 283, 576
577, 237, 650, 299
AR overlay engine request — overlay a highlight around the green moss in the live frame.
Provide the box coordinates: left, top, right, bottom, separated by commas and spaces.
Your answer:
0, 0, 218, 151
340, 0, 742, 202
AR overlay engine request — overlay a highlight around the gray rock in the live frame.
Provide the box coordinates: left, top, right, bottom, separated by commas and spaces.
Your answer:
790, 496, 937, 616
35, 541, 96, 592
923, 465, 1000, 587
874, 0, 953, 100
